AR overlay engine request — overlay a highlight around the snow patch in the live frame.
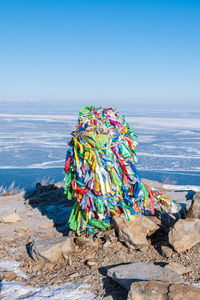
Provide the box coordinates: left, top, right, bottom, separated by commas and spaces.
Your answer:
0, 280, 97, 300
0, 261, 27, 278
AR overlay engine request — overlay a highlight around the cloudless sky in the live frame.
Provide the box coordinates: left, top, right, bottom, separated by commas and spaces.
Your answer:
0, 0, 200, 110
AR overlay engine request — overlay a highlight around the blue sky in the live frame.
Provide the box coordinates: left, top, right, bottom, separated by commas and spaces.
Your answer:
0, 0, 200, 110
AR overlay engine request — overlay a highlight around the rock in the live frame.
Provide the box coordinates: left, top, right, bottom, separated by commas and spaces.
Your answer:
128, 280, 169, 300
112, 215, 159, 249
160, 246, 173, 258
107, 262, 183, 291
111, 237, 118, 243
187, 192, 200, 219
38, 220, 54, 230
103, 241, 111, 248
44, 262, 55, 271
102, 228, 116, 240
85, 253, 95, 261
32, 261, 45, 273
86, 260, 97, 271
164, 262, 191, 275
81, 274, 92, 283
68, 272, 80, 279
169, 218, 200, 253
127, 281, 200, 300
0, 212, 21, 223
169, 283, 200, 300
68, 230, 76, 237
30, 236, 74, 262
3, 271, 17, 281
75, 237, 97, 248
67, 257, 72, 267
14, 227, 30, 233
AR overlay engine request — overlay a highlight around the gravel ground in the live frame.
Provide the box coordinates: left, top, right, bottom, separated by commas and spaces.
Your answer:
0, 182, 199, 299
0, 229, 199, 299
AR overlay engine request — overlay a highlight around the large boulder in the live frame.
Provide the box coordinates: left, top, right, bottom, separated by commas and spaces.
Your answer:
187, 192, 200, 219
112, 215, 159, 249
107, 263, 183, 290
30, 236, 74, 262
127, 281, 200, 300
169, 218, 200, 253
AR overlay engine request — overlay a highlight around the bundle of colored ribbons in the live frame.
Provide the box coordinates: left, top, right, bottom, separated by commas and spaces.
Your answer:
63, 106, 179, 235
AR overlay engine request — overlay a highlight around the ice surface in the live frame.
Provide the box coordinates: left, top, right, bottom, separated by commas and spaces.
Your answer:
127, 116, 200, 130
0, 110, 200, 187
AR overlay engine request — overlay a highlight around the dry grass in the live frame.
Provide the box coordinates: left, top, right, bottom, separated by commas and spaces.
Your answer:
0, 182, 24, 197
40, 176, 55, 186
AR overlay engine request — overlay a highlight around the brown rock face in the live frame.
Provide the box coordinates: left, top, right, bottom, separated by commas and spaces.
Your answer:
2, 271, 17, 281
187, 192, 200, 219
169, 218, 200, 253
169, 283, 200, 300
128, 281, 200, 300
128, 281, 169, 300
112, 215, 159, 249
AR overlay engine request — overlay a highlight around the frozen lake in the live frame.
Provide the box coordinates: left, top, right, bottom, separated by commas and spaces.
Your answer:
0, 109, 200, 188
